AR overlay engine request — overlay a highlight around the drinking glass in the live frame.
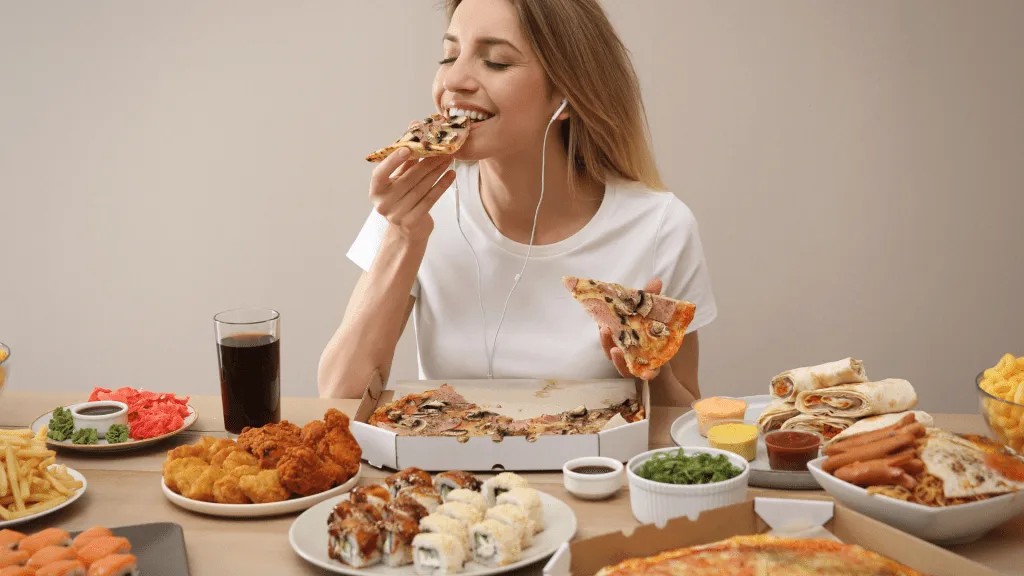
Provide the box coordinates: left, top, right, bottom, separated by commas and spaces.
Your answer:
214, 308, 281, 435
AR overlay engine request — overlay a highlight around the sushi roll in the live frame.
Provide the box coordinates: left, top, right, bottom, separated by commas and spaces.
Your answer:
0, 549, 29, 569
28, 545, 78, 567
0, 531, 25, 551
17, 528, 71, 556
485, 504, 534, 547
411, 532, 465, 575
495, 488, 544, 534
35, 560, 87, 576
470, 519, 522, 566
86, 554, 138, 576
328, 518, 382, 568
385, 468, 433, 498
349, 484, 391, 511
419, 514, 469, 556
76, 537, 131, 567
0, 566, 36, 576
442, 489, 487, 514
397, 486, 442, 513
481, 472, 528, 505
385, 496, 430, 523
380, 515, 420, 567
433, 471, 481, 499
434, 502, 483, 531
328, 501, 382, 526
71, 527, 114, 552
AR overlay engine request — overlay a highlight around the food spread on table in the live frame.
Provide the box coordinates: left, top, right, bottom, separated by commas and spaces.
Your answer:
0, 429, 84, 523
327, 468, 547, 573
162, 409, 361, 504
0, 525, 138, 576
369, 383, 643, 442
593, 535, 926, 576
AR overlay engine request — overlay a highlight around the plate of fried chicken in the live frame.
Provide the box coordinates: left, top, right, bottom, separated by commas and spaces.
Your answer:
161, 408, 363, 517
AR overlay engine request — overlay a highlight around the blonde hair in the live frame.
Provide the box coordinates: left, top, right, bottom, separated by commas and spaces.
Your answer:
445, 0, 665, 191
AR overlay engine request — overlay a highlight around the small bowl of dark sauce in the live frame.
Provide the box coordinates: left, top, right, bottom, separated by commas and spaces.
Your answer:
70, 401, 129, 439
563, 456, 624, 500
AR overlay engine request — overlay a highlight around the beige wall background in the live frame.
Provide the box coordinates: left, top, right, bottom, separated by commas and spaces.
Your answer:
1, 1, 1021, 413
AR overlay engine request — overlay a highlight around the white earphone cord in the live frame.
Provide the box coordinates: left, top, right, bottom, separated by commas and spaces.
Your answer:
455, 99, 568, 378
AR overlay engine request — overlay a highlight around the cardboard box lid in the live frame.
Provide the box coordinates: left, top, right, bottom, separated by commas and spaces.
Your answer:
544, 498, 1001, 576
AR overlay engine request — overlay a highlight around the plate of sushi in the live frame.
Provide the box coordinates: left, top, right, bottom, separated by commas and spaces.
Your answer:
0, 525, 139, 576
289, 469, 578, 575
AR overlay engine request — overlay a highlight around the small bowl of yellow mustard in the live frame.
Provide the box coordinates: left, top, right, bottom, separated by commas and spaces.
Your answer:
706, 419, 758, 462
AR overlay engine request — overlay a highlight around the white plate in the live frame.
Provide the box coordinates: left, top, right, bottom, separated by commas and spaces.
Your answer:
670, 394, 820, 490
162, 465, 362, 518
0, 467, 87, 528
290, 490, 578, 576
31, 404, 199, 453
808, 456, 1024, 545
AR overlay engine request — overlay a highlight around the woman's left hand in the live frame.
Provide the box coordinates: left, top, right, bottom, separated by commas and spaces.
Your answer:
600, 278, 663, 381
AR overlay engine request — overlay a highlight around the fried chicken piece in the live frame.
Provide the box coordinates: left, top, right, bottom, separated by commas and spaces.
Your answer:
164, 457, 209, 495
184, 465, 224, 502
237, 421, 303, 469
305, 409, 362, 482
205, 439, 238, 463
276, 445, 345, 497
238, 469, 289, 503
165, 443, 209, 464
211, 447, 258, 471
213, 467, 256, 504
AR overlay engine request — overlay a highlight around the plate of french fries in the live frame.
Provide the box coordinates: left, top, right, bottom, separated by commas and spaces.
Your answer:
0, 426, 87, 527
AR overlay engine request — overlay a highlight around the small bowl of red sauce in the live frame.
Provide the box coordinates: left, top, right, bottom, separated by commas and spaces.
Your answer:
764, 429, 822, 472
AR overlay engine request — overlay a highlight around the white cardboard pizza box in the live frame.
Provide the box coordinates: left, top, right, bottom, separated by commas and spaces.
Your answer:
543, 497, 1001, 576
352, 374, 650, 472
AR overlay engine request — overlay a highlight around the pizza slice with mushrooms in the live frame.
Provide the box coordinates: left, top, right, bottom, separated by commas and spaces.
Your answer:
563, 276, 696, 378
365, 113, 470, 162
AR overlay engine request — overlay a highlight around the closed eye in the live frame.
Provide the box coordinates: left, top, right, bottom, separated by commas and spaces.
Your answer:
484, 61, 511, 71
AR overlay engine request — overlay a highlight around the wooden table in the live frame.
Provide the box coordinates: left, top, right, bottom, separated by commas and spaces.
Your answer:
1, 392, 1021, 575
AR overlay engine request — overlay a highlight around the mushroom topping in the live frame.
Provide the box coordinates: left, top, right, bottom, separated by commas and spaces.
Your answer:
567, 405, 588, 419
465, 410, 498, 421
648, 321, 669, 338
399, 418, 427, 433
419, 400, 447, 412
386, 410, 404, 422
635, 357, 649, 365
619, 329, 639, 348
636, 290, 654, 317
440, 429, 468, 437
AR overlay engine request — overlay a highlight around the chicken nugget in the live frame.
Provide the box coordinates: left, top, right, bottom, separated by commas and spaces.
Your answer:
163, 457, 207, 493
238, 469, 290, 503
184, 465, 224, 502
213, 472, 251, 504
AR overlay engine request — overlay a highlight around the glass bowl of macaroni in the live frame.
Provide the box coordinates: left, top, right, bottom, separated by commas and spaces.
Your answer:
0, 342, 9, 393
976, 353, 1024, 453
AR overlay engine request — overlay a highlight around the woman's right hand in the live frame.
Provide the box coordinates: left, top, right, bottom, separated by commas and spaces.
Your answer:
369, 148, 456, 241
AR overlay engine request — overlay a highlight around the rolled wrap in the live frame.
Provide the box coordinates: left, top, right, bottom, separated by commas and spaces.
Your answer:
779, 414, 856, 440
824, 410, 934, 447
770, 358, 867, 401
795, 379, 918, 419
756, 400, 800, 434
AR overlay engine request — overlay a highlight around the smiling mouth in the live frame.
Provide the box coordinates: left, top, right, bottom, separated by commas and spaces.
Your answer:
447, 107, 495, 123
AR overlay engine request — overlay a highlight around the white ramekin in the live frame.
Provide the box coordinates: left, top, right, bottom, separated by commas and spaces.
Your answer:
70, 401, 129, 439
626, 446, 750, 527
562, 456, 624, 500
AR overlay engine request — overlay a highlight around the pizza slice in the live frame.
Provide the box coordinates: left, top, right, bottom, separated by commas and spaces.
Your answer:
563, 276, 696, 378
365, 113, 471, 162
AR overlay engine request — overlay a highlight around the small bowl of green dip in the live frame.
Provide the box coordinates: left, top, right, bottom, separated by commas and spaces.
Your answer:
626, 446, 749, 526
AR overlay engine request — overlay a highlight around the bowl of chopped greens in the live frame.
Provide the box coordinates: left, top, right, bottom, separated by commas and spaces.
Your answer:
626, 446, 749, 526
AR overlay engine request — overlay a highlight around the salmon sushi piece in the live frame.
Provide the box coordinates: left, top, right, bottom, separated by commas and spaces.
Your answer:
75, 537, 130, 567
18, 528, 71, 556
28, 545, 78, 567
0, 549, 29, 568
0, 565, 36, 576
35, 559, 87, 576
0, 531, 25, 551
86, 554, 138, 576
71, 528, 113, 553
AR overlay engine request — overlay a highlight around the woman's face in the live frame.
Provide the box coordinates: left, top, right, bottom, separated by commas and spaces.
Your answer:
433, 0, 563, 161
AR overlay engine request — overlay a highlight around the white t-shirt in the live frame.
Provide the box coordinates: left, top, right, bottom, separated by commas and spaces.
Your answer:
347, 161, 717, 381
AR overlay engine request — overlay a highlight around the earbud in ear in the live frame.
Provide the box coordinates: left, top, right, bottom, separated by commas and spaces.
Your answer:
550, 98, 568, 123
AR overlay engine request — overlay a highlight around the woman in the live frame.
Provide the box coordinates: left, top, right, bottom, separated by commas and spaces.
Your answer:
319, 0, 716, 406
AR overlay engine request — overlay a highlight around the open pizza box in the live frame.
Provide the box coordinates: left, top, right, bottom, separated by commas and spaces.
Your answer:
543, 498, 1000, 576
351, 373, 650, 471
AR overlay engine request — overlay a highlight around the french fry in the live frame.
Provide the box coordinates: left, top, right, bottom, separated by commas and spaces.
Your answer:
34, 426, 47, 441
17, 450, 53, 459
0, 505, 10, 520
40, 456, 56, 469
9, 498, 65, 519
0, 430, 33, 438
5, 446, 24, 511
0, 463, 7, 497
0, 437, 29, 447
